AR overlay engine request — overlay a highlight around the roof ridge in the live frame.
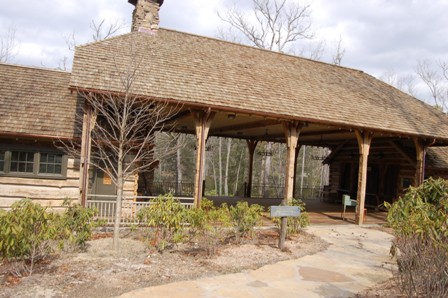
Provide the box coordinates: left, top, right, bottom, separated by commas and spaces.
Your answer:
157, 28, 366, 74
0, 62, 71, 74
75, 27, 365, 75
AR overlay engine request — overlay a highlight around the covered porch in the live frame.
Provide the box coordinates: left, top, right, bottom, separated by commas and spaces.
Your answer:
70, 30, 448, 226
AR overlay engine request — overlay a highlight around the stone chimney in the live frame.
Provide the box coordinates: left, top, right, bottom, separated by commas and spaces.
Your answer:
128, 0, 164, 32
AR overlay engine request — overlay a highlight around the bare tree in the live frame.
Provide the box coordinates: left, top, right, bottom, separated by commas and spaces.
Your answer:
0, 26, 20, 63
218, 0, 314, 52
415, 59, 447, 110
63, 43, 181, 250
380, 70, 417, 97
59, 19, 125, 71
332, 35, 345, 66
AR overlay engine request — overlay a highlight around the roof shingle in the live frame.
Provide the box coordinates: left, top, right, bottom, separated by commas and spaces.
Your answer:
70, 29, 448, 141
0, 63, 81, 139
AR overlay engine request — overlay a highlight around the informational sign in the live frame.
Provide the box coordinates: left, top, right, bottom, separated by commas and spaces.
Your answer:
103, 173, 112, 185
270, 206, 301, 217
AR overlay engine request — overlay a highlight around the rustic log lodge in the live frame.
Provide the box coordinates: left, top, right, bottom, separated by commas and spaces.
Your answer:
1, 0, 448, 225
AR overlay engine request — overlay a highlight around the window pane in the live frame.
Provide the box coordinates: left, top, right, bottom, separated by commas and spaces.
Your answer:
39, 153, 63, 174
10, 151, 34, 173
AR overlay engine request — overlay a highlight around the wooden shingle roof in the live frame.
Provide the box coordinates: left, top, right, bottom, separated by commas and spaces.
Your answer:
426, 147, 448, 170
0, 63, 81, 139
70, 29, 448, 141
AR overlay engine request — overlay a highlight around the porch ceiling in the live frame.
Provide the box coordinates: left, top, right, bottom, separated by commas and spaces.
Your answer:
170, 108, 357, 146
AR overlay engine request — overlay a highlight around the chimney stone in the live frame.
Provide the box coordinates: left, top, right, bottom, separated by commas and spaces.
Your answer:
129, 0, 164, 32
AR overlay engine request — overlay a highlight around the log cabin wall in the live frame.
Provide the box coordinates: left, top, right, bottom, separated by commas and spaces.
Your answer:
325, 138, 418, 206
0, 138, 81, 210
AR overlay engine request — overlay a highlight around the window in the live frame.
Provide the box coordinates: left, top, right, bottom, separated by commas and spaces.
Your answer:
0, 148, 67, 178
10, 151, 35, 173
39, 153, 63, 175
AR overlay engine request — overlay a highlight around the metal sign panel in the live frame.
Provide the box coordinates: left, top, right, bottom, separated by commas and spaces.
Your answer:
270, 206, 301, 217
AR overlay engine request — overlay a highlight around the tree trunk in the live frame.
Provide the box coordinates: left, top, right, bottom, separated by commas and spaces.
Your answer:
234, 146, 245, 195
300, 145, 306, 196
224, 138, 232, 196
176, 136, 183, 195
113, 148, 124, 251
218, 137, 223, 195
211, 150, 218, 194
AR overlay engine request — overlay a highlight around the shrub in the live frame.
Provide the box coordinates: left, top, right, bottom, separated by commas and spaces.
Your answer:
385, 178, 448, 297
137, 194, 188, 251
229, 201, 263, 241
186, 203, 231, 256
55, 199, 97, 250
0, 199, 57, 276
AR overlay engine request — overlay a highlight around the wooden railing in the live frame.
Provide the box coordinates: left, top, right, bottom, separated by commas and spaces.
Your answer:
86, 195, 194, 225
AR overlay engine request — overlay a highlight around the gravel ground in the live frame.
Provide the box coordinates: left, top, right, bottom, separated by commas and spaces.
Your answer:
0, 228, 329, 298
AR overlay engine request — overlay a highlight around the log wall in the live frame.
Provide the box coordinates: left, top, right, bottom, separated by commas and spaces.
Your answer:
0, 157, 81, 210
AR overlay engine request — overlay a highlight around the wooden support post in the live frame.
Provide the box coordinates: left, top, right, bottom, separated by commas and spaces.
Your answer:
414, 138, 425, 186
279, 121, 303, 250
192, 109, 215, 208
80, 103, 95, 207
246, 140, 258, 198
355, 130, 373, 225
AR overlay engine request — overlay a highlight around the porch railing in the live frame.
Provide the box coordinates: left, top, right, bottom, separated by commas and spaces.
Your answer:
250, 185, 323, 200
86, 195, 194, 225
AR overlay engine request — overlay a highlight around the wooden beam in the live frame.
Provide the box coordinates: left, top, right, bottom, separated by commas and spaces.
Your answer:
412, 138, 437, 186
80, 103, 95, 207
245, 140, 258, 198
389, 141, 416, 167
414, 138, 425, 186
322, 140, 348, 164
355, 130, 373, 225
192, 109, 215, 208
278, 121, 303, 249
212, 119, 279, 134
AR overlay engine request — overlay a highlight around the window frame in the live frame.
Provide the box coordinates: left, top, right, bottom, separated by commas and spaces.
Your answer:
0, 146, 68, 179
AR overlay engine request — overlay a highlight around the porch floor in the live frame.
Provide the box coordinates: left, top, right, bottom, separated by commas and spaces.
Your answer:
206, 196, 388, 225
303, 199, 388, 225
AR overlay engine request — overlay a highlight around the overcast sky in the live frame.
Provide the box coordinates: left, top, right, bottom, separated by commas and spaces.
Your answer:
1, 0, 447, 100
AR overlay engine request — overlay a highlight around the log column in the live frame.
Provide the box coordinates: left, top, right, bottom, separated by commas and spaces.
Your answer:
279, 121, 303, 249
245, 140, 258, 198
80, 103, 96, 207
414, 138, 425, 186
355, 130, 373, 225
192, 109, 215, 208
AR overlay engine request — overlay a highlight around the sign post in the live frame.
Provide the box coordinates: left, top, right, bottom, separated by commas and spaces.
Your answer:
270, 206, 301, 250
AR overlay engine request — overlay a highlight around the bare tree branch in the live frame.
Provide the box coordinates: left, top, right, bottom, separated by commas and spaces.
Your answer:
218, 0, 314, 52
0, 26, 20, 63
380, 70, 417, 97
331, 35, 345, 66
415, 59, 447, 110
90, 19, 124, 42
59, 36, 183, 249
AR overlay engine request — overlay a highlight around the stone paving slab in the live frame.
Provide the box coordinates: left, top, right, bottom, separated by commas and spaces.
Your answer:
117, 224, 395, 298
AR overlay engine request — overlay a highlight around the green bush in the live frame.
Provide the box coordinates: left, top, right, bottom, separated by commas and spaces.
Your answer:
229, 201, 263, 241
56, 199, 97, 250
0, 199, 57, 275
385, 177, 448, 241
186, 202, 231, 256
272, 199, 310, 236
385, 178, 448, 297
137, 194, 188, 251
